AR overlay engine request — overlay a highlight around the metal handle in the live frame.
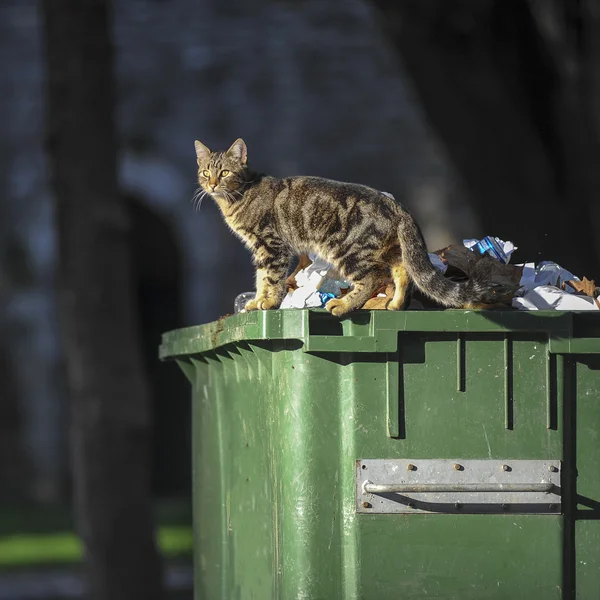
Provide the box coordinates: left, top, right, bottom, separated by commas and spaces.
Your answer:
363, 482, 555, 494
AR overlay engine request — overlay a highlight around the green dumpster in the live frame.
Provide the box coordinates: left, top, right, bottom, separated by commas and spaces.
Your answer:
160, 309, 600, 600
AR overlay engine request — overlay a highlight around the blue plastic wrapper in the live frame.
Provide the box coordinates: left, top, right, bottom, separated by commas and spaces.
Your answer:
470, 236, 509, 264
319, 292, 337, 307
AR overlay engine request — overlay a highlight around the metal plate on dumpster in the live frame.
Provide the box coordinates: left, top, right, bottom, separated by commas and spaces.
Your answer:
356, 459, 561, 514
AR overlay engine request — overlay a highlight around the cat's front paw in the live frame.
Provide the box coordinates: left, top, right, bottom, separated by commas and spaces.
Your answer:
256, 297, 279, 310
244, 298, 260, 312
245, 296, 279, 311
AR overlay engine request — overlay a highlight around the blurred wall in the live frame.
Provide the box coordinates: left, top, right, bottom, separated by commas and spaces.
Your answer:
0, 0, 480, 501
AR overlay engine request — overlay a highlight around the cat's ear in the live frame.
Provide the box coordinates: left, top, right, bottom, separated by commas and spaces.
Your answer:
227, 138, 247, 165
194, 140, 210, 164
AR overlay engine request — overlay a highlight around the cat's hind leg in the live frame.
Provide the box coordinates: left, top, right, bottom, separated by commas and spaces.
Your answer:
325, 265, 386, 317
387, 261, 411, 311
380, 245, 412, 311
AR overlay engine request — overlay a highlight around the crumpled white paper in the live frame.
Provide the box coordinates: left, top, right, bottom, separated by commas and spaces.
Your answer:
512, 285, 599, 311
518, 261, 579, 291
512, 261, 597, 311
279, 285, 324, 309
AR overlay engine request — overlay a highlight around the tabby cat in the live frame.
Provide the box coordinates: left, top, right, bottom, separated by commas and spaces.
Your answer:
194, 138, 490, 316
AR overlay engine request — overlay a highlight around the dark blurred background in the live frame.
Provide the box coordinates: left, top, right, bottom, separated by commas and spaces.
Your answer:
1, 0, 599, 598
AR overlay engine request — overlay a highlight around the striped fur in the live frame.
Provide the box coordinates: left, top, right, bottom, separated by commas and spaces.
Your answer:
195, 139, 490, 316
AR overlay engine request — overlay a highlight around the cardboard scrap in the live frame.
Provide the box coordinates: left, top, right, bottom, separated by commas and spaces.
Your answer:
564, 276, 596, 296
564, 277, 600, 309
362, 284, 395, 310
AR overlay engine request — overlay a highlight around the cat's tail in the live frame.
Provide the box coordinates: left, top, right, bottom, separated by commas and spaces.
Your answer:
397, 214, 491, 308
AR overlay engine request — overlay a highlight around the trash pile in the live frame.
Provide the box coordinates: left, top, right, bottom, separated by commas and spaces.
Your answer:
234, 235, 600, 313
432, 236, 599, 311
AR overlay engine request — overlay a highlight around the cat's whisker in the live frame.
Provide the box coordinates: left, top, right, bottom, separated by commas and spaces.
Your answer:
191, 189, 207, 211
199, 191, 208, 209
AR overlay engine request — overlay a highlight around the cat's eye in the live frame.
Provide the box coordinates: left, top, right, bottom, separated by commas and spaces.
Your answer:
220, 170, 230, 177
202, 170, 210, 178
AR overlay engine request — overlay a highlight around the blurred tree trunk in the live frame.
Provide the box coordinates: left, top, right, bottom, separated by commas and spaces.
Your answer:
371, 0, 600, 277
41, 1, 164, 599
